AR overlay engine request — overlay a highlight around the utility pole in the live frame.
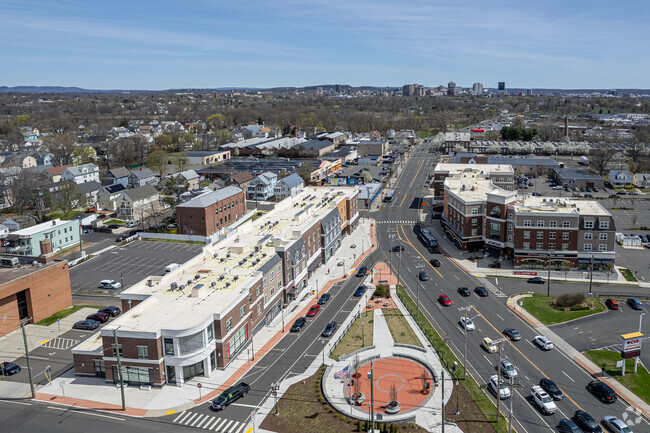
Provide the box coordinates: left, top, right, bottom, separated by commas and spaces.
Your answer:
113, 329, 126, 410
494, 337, 509, 422
546, 255, 551, 297
441, 369, 445, 433
20, 320, 35, 398
415, 259, 424, 316
370, 361, 375, 433
508, 376, 514, 433
589, 254, 594, 295
458, 306, 473, 380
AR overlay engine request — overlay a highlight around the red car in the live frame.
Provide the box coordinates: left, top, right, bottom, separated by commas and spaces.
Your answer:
438, 294, 452, 306
605, 298, 619, 310
306, 304, 320, 317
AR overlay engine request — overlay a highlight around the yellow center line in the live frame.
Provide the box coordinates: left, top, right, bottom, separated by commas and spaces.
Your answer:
472, 307, 584, 412
398, 160, 424, 207
396, 224, 443, 278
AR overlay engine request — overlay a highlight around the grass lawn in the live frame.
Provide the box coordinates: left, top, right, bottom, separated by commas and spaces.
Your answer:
584, 350, 650, 405
36, 305, 102, 326
45, 210, 84, 221
260, 367, 423, 433
382, 308, 423, 347
619, 268, 638, 282
104, 219, 125, 225
520, 294, 606, 325
329, 311, 374, 361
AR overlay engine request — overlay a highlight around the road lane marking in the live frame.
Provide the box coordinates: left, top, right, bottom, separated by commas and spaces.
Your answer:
196, 415, 210, 428
496, 314, 505, 321
513, 389, 553, 431
221, 420, 234, 432
454, 275, 460, 280
230, 403, 259, 408
398, 160, 423, 207
46, 406, 124, 421
211, 418, 227, 430
227, 422, 242, 433
176, 412, 192, 424
562, 371, 575, 383
4, 400, 31, 405
184, 413, 198, 425
172, 412, 185, 422
396, 224, 443, 278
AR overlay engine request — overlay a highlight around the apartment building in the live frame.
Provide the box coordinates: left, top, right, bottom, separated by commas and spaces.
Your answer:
432, 163, 515, 201
442, 173, 615, 270
176, 186, 246, 236
443, 132, 471, 154
72, 187, 359, 387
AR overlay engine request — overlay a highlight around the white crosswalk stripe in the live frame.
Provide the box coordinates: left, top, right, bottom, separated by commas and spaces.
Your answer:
171, 412, 246, 431
226, 422, 242, 433
212, 418, 228, 431
41, 337, 79, 350
172, 412, 186, 423
220, 420, 234, 432
477, 277, 508, 297
206, 418, 221, 430
232, 424, 247, 433
183, 413, 199, 425
191, 414, 206, 427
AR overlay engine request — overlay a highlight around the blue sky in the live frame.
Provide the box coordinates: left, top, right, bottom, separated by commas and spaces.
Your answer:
1, 0, 648, 89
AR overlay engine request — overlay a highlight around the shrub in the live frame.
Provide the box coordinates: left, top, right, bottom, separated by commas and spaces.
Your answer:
357, 420, 362, 432
364, 420, 369, 431
553, 293, 585, 308
374, 284, 387, 298
570, 305, 590, 311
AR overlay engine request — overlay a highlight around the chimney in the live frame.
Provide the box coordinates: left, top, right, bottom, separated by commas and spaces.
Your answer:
38, 239, 55, 263
564, 116, 569, 138
52, 220, 56, 226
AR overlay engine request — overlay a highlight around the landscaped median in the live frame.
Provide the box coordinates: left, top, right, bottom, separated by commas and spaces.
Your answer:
36, 305, 102, 326
383, 308, 423, 347
519, 293, 606, 325
583, 350, 650, 405
330, 311, 374, 360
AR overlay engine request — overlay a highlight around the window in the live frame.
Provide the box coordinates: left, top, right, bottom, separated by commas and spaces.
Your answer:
257, 304, 261, 314
164, 338, 174, 356
137, 346, 149, 359
207, 325, 213, 342
562, 221, 571, 228
248, 294, 252, 303
240, 306, 245, 318
584, 233, 593, 240
490, 206, 501, 218
549, 243, 556, 250
226, 318, 232, 331
599, 244, 607, 251
537, 232, 544, 239
111, 343, 123, 357
524, 220, 531, 227
472, 218, 477, 226
599, 233, 608, 240
562, 232, 570, 240
523, 231, 530, 239
549, 232, 556, 240
508, 224, 513, 232
584, 244, 592, 251
523, 242, 530, 250
508, 235, 513, 242
584, 221, 594, 229
599, 221, 609, 229
549, 221, 557, 228
562, 243, 569, 251
269, 270, 274, 281
470, 207, 478, 215
537, 220, 544, 227
262, 278, 267, 289
536, 243, 544, 250
471, 228, 477, 236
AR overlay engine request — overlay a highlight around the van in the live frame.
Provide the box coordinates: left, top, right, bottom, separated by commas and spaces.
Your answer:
482, 337, 497, 353
165, 263, 181, 273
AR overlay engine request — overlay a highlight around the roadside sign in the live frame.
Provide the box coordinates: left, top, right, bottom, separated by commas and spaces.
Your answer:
617, 360, 625, 368
197, 382, 202, 388
251, 410, 256, 420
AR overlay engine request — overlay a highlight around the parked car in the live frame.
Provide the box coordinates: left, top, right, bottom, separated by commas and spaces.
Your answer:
627, 297, 643, 310
500, 358, 518, 379
573, 410, 603, 433
290, 317, 307, 332
474, 286, 489, 297
107, 224, 121, 229
98, 306, 121, 317
392, 245, 405, 252
86, 312, 109, 323
586, 380, 617, 403
457, 287, 471, 297
482, 337, 497, 353
438, 294, 452, 306
617, 191, 627, 195
429, 258, 441, 267
128, 229, 143, 237
318, 294, 330, 305
98, 280, 121, 289
211, 382, 250, 410
609, 194, 619, 198
322, 321, 337, 337
306, 304, 320, 317
552, 185, 563, 190
418, 271, 429, 281
557, 418, 582, 433
539, 377, 564, 400
530, 385, 557, 414
488, 375, 510, 400
125, 221, 139, 228
602, 416, 632, 433
533, 335, 553, 350
459, 317, 475, 331
72, 319, 100, 330
115, 235, 126, 242
356, 266, 368, 277
0, 362, 21, 376
605, 298, 619, 310
503, 328, 521, 341
353, 285, 367, 297
527, 277, 546, 284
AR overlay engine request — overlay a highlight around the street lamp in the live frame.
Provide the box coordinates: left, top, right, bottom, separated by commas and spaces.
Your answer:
455, 379, 460, 415
362, 321, 365, 346
321, 339, 326, 366
271, 382, 280, 416
281, 302, 285, 333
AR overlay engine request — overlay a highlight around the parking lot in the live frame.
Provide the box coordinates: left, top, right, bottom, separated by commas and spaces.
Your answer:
70, 240, 204, 294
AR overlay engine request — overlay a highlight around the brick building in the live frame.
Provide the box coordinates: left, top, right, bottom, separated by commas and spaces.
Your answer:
443, 132, 471, 154
176, 186, 246, 236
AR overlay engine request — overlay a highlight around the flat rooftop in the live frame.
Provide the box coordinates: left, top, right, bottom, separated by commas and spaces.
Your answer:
444, 176, 512, 201
444, 132, 470, 141
102, 186, 357, 334
0, 260, 64, 286
512, 196, 611, 216
434, 163, 515, 175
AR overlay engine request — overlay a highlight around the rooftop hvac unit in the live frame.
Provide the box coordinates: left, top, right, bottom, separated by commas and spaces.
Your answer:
233, 275, 239, 281
225, 282, 231, 287
194, 274, 201, 280
1, 257, 18, 267
147, 279, 153, 287
226, 253, 231, 258
179, 285, 185, 290
170, 282, 178, 290
187, 279, 193, 285
211, 282, 216, 288
213, 253, 218, 259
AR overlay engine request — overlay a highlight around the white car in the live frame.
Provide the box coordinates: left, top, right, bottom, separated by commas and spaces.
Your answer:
602, 415, 633, 433
533, 335, 553, 350
489, 375, 510, 400
500, 358, 518, 379
98, 280, 121, 290
552, 185, 563, 190
125, 221, 139, 228
530, 385, 557, 414
460, 317, 475, 331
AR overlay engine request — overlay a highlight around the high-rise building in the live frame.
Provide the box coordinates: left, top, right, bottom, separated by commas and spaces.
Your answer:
447, 81, 456, 96
498, 82, 506, 91
527, 88, 533, 96
316, 86, 323, 96
473, 82, 484, 95
402, 84, 417, 96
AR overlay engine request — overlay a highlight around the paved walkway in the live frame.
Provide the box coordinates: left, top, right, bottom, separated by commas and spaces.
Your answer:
508, 294, 650, 419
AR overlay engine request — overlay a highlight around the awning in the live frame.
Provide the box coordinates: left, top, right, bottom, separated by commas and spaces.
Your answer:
288, 287, 298, 296
308, 261, 320, 273
578, 259, 591, 264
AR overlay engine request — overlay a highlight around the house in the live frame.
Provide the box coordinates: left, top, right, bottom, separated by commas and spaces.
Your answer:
3, 152, 37, 169
169, 169, 200, 191
2, 219, 21, 231
632, 173, 650, 188
184, 150, 231, 166
553, 168, 605, 190
44, 165, 71, 183
77, 181, 102, 207
115, 185, 161, 221
247, 172, 278, 201
102, 167, 131, 186
61, 163, 100, 184
31, 152, 53, 166
128, 168, 157, 188
0, 224, 8, 238
297, 139, 336, 157
176, 186, 246, 236
224, 171, 254, 189
274, 173, 304, 200
2, 218, 80, 256
608, 170, 633, 187
97, 183, 128, 211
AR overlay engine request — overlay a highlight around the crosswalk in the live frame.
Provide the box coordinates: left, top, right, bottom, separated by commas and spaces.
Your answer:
41, 337, 79, 350
376, 220, 418, 224
172, 411, 248, 432
476, 277, 508, 298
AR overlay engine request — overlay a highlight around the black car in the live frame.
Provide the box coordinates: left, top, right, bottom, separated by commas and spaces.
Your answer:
98, 306, 121, 317
0, 362, 21, 376
586, 380, 617, 403
107, 224, 121, 229
290, 317, 307, 332
322, 321, 337, 337
318, 294, 331, 305
354, 285, 367, 297
573, 410, 603, 433
392, 245, 405, 252
72, 319, 100, 330
557, 418, 582, 433
128, 229, 143, 237
115, 235, 126, 242
356, 266, 368, 277
626, 297, 643, 310
211, 382, 250, 410
456, 287, 470, 297
429, 259, 441, 267
527, 277, 546, 284
539, 378, 564, 400
86, 312, 110, 323
503, 328, 521, 341
419, 271, 429, 281
474, 286, 489, 297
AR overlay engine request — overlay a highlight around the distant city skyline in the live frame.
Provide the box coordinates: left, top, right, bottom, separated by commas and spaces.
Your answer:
1, 1, 648, 90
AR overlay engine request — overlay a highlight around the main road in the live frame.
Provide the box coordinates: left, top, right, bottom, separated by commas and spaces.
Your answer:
370, 139, 649, 433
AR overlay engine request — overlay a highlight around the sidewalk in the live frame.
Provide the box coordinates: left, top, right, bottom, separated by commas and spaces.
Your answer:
21, 219, 376, 417
507, 294, 650, 419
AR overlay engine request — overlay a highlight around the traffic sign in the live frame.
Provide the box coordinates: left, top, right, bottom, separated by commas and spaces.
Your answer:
197, 382, 202, 388
251, 410, 256, 419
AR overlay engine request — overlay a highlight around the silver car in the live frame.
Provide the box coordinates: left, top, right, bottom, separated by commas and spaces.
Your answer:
500, 358, 518, 379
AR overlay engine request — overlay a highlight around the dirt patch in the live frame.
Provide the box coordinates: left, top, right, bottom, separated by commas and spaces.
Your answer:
446, 379, 498, 433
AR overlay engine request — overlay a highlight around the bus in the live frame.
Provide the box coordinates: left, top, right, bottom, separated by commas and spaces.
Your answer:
383, 190, 395, 203
418, 227, 438, 252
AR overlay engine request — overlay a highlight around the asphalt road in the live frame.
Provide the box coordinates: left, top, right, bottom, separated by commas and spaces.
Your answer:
372, 139, 649, 433
161, 250, 380, 431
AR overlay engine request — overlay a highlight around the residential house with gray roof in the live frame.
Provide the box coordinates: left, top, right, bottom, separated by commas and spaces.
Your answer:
274, 173, 304, 200
102, 167, 131, 186
60, 163, 100, 184
128, 168, 157, 188
247, 172, 278, 201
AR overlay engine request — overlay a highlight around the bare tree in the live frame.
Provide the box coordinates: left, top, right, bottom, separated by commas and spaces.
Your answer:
147, 149, 169, 176
590, 143, 614, 176
170, 152, 189, 172
45, 132, 76, 166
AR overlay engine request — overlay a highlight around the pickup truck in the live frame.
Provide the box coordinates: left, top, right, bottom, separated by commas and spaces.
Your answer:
530, 385, 557, 415
211, 382, 250, 410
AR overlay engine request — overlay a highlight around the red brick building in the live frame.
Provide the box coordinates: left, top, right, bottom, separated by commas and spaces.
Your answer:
176, 186, 246, 236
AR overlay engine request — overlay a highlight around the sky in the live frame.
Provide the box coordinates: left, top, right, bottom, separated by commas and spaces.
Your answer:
1, 0, 649, 90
